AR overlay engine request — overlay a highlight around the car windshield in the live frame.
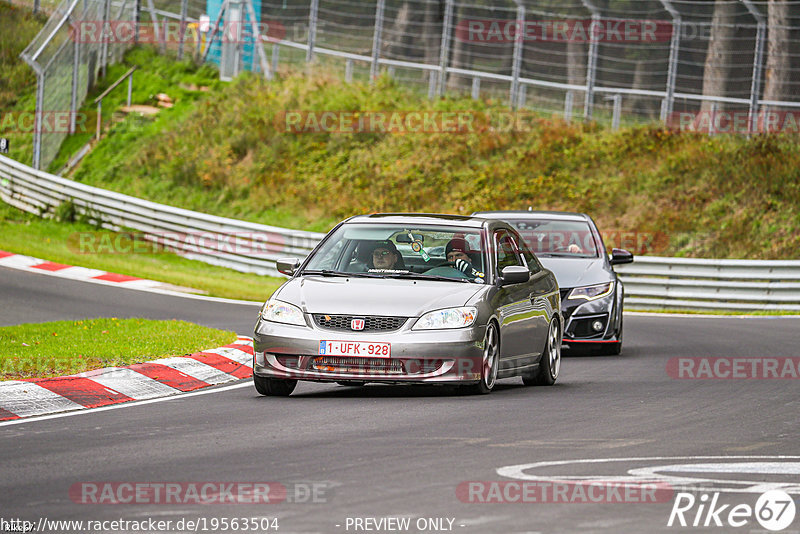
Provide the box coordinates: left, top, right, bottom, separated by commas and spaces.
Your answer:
303, 223, 487, 283
507, 219, 600, 258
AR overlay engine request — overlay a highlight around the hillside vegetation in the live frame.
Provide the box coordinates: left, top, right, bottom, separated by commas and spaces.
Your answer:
8, 43, 799, 259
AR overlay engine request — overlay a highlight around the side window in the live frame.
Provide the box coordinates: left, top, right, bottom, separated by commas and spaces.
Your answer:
514, 232, 542, 274
495, 231, 523, 272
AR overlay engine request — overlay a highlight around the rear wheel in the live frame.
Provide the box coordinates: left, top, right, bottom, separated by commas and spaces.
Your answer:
463, 323, 499, 395
253, 374, 297, 396
523, 319, 561, 386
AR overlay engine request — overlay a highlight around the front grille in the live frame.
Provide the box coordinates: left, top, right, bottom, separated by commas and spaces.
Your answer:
311, 357, 406, 375
313, 314, 407, 332
567, 315, 608, 339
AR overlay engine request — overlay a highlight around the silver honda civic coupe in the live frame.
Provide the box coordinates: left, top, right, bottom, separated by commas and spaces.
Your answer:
252, 214, 562, 396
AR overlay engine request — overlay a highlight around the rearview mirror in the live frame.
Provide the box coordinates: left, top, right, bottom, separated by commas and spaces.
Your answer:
499, 265, 530, 286
609, 248, 634, 266
396, 233, 424, 244
276, 257, 301, 276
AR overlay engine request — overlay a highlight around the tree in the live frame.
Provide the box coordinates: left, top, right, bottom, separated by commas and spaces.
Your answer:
701, 0, 737, 111
763, 0, 790, 103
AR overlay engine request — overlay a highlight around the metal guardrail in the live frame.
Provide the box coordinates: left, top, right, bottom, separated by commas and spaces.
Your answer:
0, 154, 325, 276
1, 153, 799, 310
616, 257, 800, 312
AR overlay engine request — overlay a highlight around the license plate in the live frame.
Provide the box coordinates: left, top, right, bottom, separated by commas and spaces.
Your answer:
319, 340, 391, 358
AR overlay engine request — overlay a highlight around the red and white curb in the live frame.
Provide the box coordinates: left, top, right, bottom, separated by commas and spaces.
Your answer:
0, 337, 255, 422
0, 249, 205, 294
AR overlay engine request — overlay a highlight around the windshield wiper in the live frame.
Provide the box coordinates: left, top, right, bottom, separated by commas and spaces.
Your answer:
302, 269, 382, 278
383, 272, 471, 283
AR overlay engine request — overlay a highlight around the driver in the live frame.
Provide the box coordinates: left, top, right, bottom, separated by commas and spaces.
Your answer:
445, 238, 483, 280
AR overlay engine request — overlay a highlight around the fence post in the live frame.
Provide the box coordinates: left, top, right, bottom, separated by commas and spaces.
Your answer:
33, 0, 40, 14
345, 59, 353, 82
740, 0, 765, 134
657, 0, 680, 122
510, 1, 524, 109
709, 102, 718, 136
133, 0, 140, 43
306, 0, 319, 62
32, 73, 44, 170
436, 0, 454, 97
370, 0, 385, 81
581, 0, 600, 121
608, 94, 621, 130
70, 15, 80, 135
178, 0, 188, 60
127, 72, 133, 106
428, 70, 437, 100
100, 0, 110, 78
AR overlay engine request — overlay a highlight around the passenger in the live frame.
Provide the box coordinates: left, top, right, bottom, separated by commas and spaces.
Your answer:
368, 240, 405, 270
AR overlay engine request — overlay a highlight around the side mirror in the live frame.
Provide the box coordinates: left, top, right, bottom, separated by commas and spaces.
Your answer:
276, 257, 301, 276
499, 265, 530, 286
609, 248, 634, 265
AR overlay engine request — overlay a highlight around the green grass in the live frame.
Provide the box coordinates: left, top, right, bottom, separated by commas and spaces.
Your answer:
0, 202, 283, 301
0, 318, 237, 379
58, 52, 800, 258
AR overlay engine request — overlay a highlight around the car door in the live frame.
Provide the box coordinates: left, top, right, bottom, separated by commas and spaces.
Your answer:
517, 232, 559, 365
492, 230, 539, 376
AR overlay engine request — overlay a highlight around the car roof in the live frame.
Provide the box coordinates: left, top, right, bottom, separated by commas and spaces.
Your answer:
346, 213, 490, 229
473, 210, 590, 223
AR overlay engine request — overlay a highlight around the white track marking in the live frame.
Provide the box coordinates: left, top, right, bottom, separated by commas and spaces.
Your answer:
78, 367, 181, 399
153, 357, 239, 385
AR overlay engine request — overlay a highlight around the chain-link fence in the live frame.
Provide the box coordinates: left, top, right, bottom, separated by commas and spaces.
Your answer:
15, 0, 800, 169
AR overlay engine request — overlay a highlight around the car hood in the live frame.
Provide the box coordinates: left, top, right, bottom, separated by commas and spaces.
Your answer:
538, 257, 613, 289
274, 276, 486, 317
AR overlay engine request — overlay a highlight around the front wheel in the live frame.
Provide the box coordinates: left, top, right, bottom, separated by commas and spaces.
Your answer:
253, 374, 297, 396
463, 323, 499, 395
523, 319, 561, 386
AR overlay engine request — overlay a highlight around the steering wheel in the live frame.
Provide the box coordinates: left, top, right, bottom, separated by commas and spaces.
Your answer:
423, 262, 470, 279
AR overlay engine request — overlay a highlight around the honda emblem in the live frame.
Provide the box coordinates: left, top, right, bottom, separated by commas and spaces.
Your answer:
351, 318, 365, 331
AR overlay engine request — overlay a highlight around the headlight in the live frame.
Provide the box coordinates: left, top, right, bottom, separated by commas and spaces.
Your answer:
568, 282, 614, 301
259, 299, 306, 326
413, 307, 477, 330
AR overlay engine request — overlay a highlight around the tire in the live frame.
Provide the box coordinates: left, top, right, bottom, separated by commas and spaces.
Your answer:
523, 319, 561, 386
463, 322, 500, 395
253, 374, 297, 396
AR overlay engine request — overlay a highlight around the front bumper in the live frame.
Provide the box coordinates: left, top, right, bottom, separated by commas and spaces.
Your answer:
559, 289, 620, 349
253, 318, 487, 385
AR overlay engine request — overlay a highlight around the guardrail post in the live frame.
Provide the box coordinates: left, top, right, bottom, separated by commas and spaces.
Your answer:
740, 0, 765, 134
370, 0, 385, 82
564, 90, 574, 122
471, 77, 480, 100
272, 43, 280, 74
436, 0, 454, 97
657, 0, 681, 122
607, 94, 621, 130
306, 0, 319, 62
178, 0, 188, 60
345, 59, 353, 82
510, 1, 524, 109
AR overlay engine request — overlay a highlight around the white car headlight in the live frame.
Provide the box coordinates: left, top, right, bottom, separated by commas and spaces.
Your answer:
259, 299, 306, 326
413, 307, 477, 330
568, 282, 614, 301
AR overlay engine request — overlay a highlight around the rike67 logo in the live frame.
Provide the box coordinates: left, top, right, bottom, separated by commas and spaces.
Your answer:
668, 490, 796, 531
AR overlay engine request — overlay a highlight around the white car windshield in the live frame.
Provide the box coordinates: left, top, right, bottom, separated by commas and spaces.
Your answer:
303, 223, 486, 283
